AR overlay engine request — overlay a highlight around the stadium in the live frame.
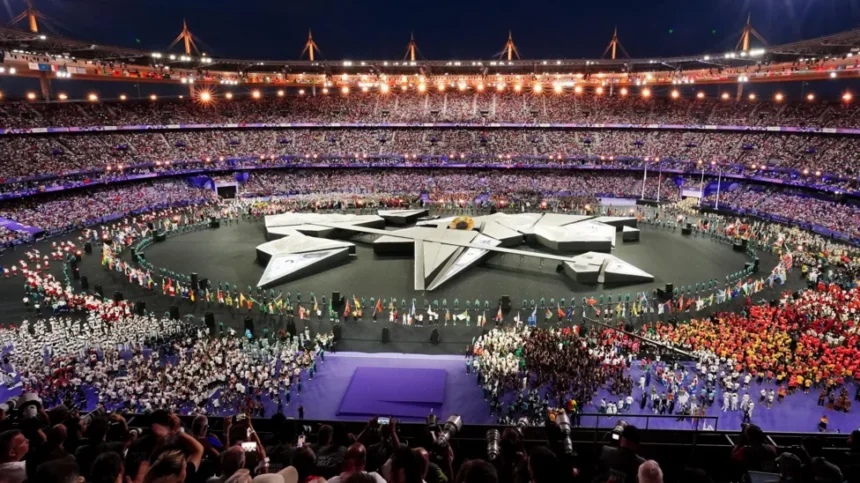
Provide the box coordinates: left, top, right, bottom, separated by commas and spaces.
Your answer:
0, 1, 858, 482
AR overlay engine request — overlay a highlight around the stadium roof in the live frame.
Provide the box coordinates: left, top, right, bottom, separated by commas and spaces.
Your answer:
0, 25, 858, 86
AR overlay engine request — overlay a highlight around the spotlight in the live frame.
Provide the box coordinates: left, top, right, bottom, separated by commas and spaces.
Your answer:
595, 86, 604, 95
58, 93, 68, 100
199, 91, 211, 102
26, 92, 36, 100
553, 84, 562, 94
533, 84, 542, 93
149, 94, 157, 101
775, 93, 784, 102
251, 90, 261, 99
721, 92, 730, 100
277, 89, 285, 97
418, 84, 426, 93
574, 85, 583, 94
380, 84, 389, 93
641, 88, 651, 98
88, 93, 99, 102
619, 87, 628, 96
843, 92, 853, 102
342, 86, 350, 94
671, 90, 679, 99
748, 93, 756, 101
225, 92, 233, 100
696, 92, 705, 99
807, 93, 815, 101
514, 84, 522, 92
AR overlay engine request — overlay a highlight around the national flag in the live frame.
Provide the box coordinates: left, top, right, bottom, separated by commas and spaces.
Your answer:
375, 299, 383, 315
313, 296, 319, 314
190, 291, 195, 303
457, 310, 468, 321
557, 305, 565, 319
344, 299, 351, 317
496, 305, 503, 321
239, 293, 246, 308
353, 296, 361, 310
565, 306, 574, 319
410, 300, 416, 316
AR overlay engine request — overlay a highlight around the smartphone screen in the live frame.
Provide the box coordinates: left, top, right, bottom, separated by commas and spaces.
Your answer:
241, 442, 257, 452
378, 417, 390, 425
297, 435, 305, 448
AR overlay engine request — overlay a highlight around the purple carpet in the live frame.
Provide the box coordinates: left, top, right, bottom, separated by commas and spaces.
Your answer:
337, 367, 447, 418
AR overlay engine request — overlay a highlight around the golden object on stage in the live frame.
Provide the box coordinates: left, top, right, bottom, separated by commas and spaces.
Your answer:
449, 216, 475, 231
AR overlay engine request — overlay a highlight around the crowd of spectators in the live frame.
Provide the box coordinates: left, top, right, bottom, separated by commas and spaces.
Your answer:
0, 180, 216, 234
3, 95, 860, 128
703, 184, 860, 237
237, 170, 679, 203
0, 128, 859, 184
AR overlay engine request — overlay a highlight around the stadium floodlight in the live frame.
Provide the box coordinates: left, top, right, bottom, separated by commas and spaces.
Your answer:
513, 84, 522, 92
277, 90, 285, 97
496, 83, 504, 92
118, 94, 126, 101
721, 92, 730, 100
9, 68, 16, 74
437, 84, 445, 92
815, 170, 822, 176
533, 84, 542, 93
298, 89, 305, 95
807, 93, 815, 101
26, 92, 36, 100
619, 87, 628, 96
199, 91, 211, 102
341, 86, 350, 94
595, 86, 604, 95
830, 72, 837, 79
322, 87, 329, 94
380, 84, 389, 93
150, 94, 157, 101
697, 92, 705, 99
553, 84, 562, 94
641, 88, 651, 98
476, 84, 484, 92
573, 85, 583, 94
88, 93, 99, 102
225, 92, 233, 100
774, 93, 784, 102
671, 90, 679, 99
748, 93, 756, 100
843, 92, 853, 102
252, 90, 262, 99
361, 86, 369, 93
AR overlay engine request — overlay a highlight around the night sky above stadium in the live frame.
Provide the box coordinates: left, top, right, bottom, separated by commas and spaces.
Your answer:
12, 0, 860, 60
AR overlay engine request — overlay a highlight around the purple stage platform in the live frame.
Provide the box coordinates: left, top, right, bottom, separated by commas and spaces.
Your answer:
337, 367, 447, 418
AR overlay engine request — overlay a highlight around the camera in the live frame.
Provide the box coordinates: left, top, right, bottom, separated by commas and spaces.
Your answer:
555, 411, 573, 456
434, 415, 462, 448
514, 416, 529, 435
610, 420, 628, 446
17, 393, 42, 419
81, 407, 106, 427
378, 417, 390, 426
486, 429, 501, 461
0, 396, 19, 413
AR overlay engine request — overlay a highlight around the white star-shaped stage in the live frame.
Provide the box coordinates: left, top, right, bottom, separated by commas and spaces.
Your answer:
254, 210, 653, 290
